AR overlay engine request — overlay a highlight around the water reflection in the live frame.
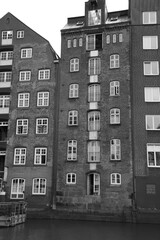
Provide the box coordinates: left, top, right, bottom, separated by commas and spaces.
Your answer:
0, 219, 160, 240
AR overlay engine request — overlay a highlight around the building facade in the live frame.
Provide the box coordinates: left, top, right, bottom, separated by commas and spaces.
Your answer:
0, 13, 59, 209
56, 0, 133, 215
130, 0, 160, 210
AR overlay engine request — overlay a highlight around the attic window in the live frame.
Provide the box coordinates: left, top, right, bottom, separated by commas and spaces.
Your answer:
76, 22, 84, 26
110, 17, 118, 22
88, 10, 101, 26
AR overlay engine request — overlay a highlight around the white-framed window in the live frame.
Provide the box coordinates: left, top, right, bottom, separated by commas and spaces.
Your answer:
32, 178, 46, 195
16, 119, 28, 135
67, 39, 71, 48
88, 141, 100, 162
69, 84, 79, 98
2, 31, 13, 40
87, 173, 100, 195
88, 58, 101, 75
146, 115, 160, 130
88, 111, 100, 131
21, 48, 32, 58
70, 58, 79, 72
113, 34, 116, 43
110, 173, 121, 185
37, 92, 49, 106
143, 36, 158, 49
144, 87, 160, 102
17, 30, 24, 39
11, 178, 25, 199
0, 95, 10, 108
18, 93, 29, 107
143, 11, 157, 24
110, 81, 120, 96
66, 173, 76, 184
67, 140, 77, 161
110, 55, 119, 69
88, 84, 100, 102
143, 61, 159, 75
147, 144, 160, 167
119, 33, 123, 42
86, 34, 102, 50
106, 35, 110, 44
79, 38, 83, 47
14, 148, 26, 165
0, 72, 12, 82
0, 51, 13, 60
110, 139, 121, 160
73, 39, 77, 47
34, 148, 47, 165
110, 108, 120, 124
88, 9, 101, 26
36, 118, 48, 134
68, 110, 78, 126
38, 69, 50, 80
19, 71, 31, 81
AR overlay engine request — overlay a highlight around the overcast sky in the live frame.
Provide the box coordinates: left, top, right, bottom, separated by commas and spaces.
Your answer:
0, 0, 128, 56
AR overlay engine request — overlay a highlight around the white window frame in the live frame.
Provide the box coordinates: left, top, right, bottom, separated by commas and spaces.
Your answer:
147, 144, 160, 167
38, 69, 50, 80
66, 173, 76, 184
144, 87, 160, 102
110, 81, 120, 96
143, 36, 158, 49
146, 115, 160, 130
143, 61, 159, 75
119, 33, 123, 42
143, 11, 157, 24
18, 93, 30, 107
21, 48, 32, 58
73, 39, 77, 48
70, 58, 79, 72
68, 110, 78, 126
37, 92, 49, 107
14, 148, 26, 165
36, 118, 48, 134
113, 34, 116, 43
67, 140, 77, 161
32, 178, 47, 195
34, 148, 47, 165
86, 34, 102, 50
87, 173, 100, 195
16, 119, 28, 135
17, 30, 24, 39
69, 84, 79, 98
0, 72, 12, 83
110, 173, 121, 185
0, 95, 10, 108
88, 84, 100, 102
19, 71, 31, 81
88, 111, 100, 131
110, 55, 120, 69
2, 31, 13, 40
0, 51, 13, 60
88, 141, 100, 162
67, 39, 72, 48
110, 108, 120, 124
79, 38, 83, 47
88, 58, 101, 75
10, 178, 25, 199
106, 35, 110, 44
110, 139, 121, 160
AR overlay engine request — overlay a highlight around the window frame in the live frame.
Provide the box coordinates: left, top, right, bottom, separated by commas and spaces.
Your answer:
144, 87, 160, 102
21, 48, 32, 59
19, 71, 31, 81
17, 30, 24, 39
32, 178, 47, 195
110, 108, 120, 124
0, 95, 10, 108
14, 148, 26, 165
143, 11, 157, 24
37, 92, 49, 107
68, 110, 78, 126
36, 118, 48, 134
110, 81, 120, 96
110, 54, 120, 69
110, 173, 121, 185
88, 111, 100, 131
16, 119, 28, 135
34, 147, 47, 165
110, 139, 121, 161
143, 36, 158, 50
70, 58, 79, 72
66, 173, 76, 184
0, 72, 12, 83
18, 93, 30, 107
87, 173, 100, 195
67, 140, 77, 161
88, 141, 100, 162
69, 84, 79, 98
38, 69, 50, 80
88, 84, 100, 102
143, 61, 159, 75
146, 115, 160, 130
10, 178, 25, 199
88, 58, 101, 75
147, 143, 160, 167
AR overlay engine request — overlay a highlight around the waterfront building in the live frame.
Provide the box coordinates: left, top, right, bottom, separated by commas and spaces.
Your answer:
56, 0, 133, 215
0, 13, 59, 209
130, 0, 160, 210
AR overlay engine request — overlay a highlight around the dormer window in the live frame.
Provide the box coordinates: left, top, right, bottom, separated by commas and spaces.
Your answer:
88, 9, 101, 26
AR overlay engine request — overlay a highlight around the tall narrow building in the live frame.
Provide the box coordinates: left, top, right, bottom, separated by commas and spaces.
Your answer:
56, 0, 133, 217
0, 13, 59, 209
130, 0, 160, 210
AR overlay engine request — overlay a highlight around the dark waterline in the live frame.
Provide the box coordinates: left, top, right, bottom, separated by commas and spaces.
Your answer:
0, 219, 160, 240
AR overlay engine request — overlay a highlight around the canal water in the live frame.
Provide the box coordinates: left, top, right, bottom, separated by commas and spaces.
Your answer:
0, 219, 160, 240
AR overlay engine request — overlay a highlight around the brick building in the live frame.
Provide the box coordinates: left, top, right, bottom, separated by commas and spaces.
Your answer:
130, 0, 160, 210
56, 0, 133, 215
0, 13, 59, 209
